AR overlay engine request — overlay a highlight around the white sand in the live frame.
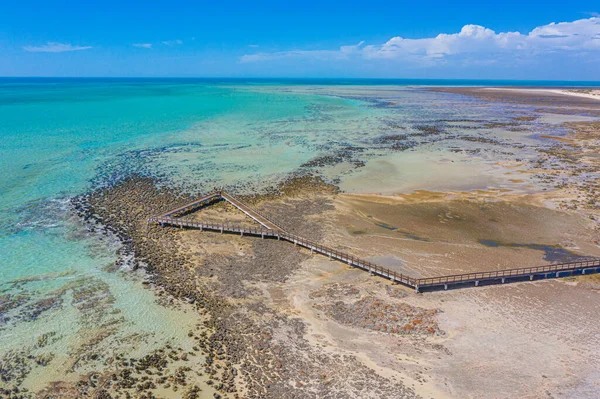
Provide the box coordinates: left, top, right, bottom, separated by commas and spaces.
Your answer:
483, 87, 600, 101
554, 89, 600, 100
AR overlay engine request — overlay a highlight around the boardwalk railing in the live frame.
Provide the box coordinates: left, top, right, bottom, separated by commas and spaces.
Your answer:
158, 191, 222, 218
220, 191, 283, 231
148, 215, 416, 287
149, 216, 278, 237
415, 258, 600, 288
150, 191, 600, 292
279, 230, 416, 287
157, 190, 283, 230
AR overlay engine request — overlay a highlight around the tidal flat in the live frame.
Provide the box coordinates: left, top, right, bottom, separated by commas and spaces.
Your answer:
1, 82, 600, 398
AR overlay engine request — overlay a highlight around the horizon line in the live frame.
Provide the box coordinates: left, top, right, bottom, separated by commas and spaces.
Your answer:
2, 76, 600, 83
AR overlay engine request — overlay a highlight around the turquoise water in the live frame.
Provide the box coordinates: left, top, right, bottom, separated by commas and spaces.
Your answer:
0, 79, 398, 390
1, 78, 593, 390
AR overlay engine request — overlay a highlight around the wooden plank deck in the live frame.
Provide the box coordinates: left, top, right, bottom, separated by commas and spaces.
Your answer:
149, 191, 600, 292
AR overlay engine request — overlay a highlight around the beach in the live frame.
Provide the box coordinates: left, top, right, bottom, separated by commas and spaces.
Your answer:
1, 80, 600, 398
484, 87, 600, 101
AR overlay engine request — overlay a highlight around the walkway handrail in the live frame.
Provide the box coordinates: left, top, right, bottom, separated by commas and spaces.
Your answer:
220, 191, 283, 230
278, 230, 416, 286
149, 215, 416, 287
151, 216, 277, 235
158, 191, 222, 218
149, 190, 600, 292
416, 258, 600, 286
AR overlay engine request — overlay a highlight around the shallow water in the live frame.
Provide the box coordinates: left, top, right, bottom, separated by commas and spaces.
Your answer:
477, 240, 585, 263
0, 79, 591, 391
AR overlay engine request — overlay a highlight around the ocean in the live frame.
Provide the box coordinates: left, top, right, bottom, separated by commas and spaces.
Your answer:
0, 78, 597, 392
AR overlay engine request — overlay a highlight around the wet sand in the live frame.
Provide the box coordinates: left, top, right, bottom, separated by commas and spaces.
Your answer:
331, 191, 600, 278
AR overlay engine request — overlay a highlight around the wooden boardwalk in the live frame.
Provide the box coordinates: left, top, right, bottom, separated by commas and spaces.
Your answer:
220, 191, 282, 231
149, 191, 600, 292
157, 192, 222, 218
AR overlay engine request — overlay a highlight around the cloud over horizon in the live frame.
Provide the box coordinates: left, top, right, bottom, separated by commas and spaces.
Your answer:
133, 43, 152, 49
161, 39, 183, 46
23, 42, 92, 53
240, 17, 600, 67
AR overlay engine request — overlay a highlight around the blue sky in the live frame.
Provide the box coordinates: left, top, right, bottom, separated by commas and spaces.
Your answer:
1, 0, 599, 79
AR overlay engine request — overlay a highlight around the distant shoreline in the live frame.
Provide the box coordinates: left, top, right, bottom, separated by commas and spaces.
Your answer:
1, 76, 600, 88
480, 87, 600, 101
427, 86, 600, 107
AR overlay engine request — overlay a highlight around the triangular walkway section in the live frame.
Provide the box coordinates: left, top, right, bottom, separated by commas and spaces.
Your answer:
156, 190, 282, 231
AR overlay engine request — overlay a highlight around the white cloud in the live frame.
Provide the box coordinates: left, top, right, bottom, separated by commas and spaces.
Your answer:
340, 41, 365, 54
133, 43, 152, 49
241, 17, 600, 66
23, 42, 92, 53
248, 44, 259, 48
239, 42, 367, 64
162, 40, 183, 46
240, 49, 342, 63
364, 17, 600, 60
